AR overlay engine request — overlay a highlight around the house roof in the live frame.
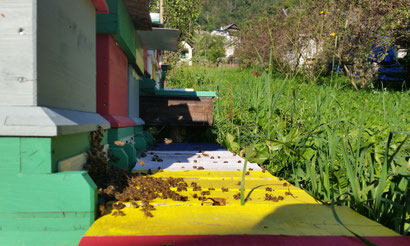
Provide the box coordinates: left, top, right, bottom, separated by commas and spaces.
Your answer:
221, 23, 238, 31
123, 0, 152, 31
137, 28, 180, 51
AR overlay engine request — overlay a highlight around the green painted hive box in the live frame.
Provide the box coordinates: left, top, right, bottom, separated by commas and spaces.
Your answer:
97, 0, 136, 63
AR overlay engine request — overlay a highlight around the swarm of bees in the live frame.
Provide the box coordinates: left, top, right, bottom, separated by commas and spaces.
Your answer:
151, 154, 163, 162
264, 193, 285, 202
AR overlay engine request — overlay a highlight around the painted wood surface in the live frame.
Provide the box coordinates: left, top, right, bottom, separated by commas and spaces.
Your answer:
140, 96, 213, 125
37, 0, 97, 112
134, 150, 261, 171
0, 106, 110, 137
135, 33, 145, 72
97, 34, 135, 127
128, 65, 144, 125
91, 0, 109, 14
0, 0, 36, 106
0, 132, 96, 174
97, 0, 136, 62
0, 171, 96, 246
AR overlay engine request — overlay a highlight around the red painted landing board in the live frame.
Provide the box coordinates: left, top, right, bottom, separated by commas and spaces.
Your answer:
97, 34, 135, 128
91, 0, 109, 14
80, 235, 409, 246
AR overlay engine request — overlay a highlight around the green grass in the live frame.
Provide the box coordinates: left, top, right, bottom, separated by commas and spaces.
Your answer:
167, 65, 410, 235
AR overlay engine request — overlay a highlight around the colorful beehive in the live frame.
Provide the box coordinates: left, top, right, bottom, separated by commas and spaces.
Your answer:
96, 0, 153, 171
0, 0, 152, 245
0, 0, 110, 245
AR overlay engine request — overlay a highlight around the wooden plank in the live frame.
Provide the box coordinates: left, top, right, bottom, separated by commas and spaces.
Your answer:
140, 96, 213, 125
59, 152, 88, 172
0, 0, 36, 106
37, 0, 97, 112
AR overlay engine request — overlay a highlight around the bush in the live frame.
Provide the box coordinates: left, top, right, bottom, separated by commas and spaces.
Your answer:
236, 0, 410, 88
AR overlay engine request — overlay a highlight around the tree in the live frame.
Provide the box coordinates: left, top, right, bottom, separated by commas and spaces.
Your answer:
193, 33, 226, 64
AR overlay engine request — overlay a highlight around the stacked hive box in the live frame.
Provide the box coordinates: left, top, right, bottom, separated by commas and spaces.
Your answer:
96, 0, 149, 171
0, 1, 108, 245
0, 0, 151, 245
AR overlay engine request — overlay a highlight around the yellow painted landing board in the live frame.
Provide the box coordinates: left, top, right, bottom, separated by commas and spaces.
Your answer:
86, 171, 399, 237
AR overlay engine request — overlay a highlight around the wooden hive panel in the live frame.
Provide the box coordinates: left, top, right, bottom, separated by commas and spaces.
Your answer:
97, 0, 136, 63
140, 96, 213, 126
37, 0, 97, 113
128, 65, 140, 121
0, 0, 37, 106
97, 34, 135, 127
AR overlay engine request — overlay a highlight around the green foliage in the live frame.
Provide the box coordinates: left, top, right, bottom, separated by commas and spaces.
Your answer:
192, 34, 226, 64
236, 0, 410, 89
198, 0, 287, 31
163, 0, 202, 42
167, 64, 410, 234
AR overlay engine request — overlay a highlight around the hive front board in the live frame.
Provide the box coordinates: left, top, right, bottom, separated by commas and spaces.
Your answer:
80, 143, 409, 246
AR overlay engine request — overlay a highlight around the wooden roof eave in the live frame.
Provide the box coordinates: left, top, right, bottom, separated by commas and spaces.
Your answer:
123, 0, 153, 31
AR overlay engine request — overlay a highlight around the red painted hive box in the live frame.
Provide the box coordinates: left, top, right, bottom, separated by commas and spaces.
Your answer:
97, 34, 135, 127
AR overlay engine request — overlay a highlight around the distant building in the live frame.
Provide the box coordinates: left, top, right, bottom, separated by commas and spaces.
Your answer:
180, 41, 193, 66
211, 24, 238, 62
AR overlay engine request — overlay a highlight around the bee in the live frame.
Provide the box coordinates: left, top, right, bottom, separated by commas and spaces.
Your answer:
210, 156, 215, 159
193, 166, 197, 169
221, 187, 229, 192
204, 198, 226, 206
283, 183, 288, 187
233, 193, 241, 200
208, 187, 215, 191
245, 171, 250, 175
201, 191, 211, 196
131, 202, 139, 208
265, 187, 272, 192
193, 186, 202, 191
193, 193, 198, 198
112, 210, 126, 216
248, 168, 253, 171
278, 196, 284, 201
197, 155, 201, 158
164, 138, 173, 145
202, 153, 209, 157
197, 166, 205, 170
143, 209, 154, 218
223, 161, 228, 163
138, 159, 145, 167
238, 160, 242, 163
236, 181, 241, 186
157, 167, 164, 172
112, 202, 126, 210
194, 160, 198, 163
114, 141, 125, 147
